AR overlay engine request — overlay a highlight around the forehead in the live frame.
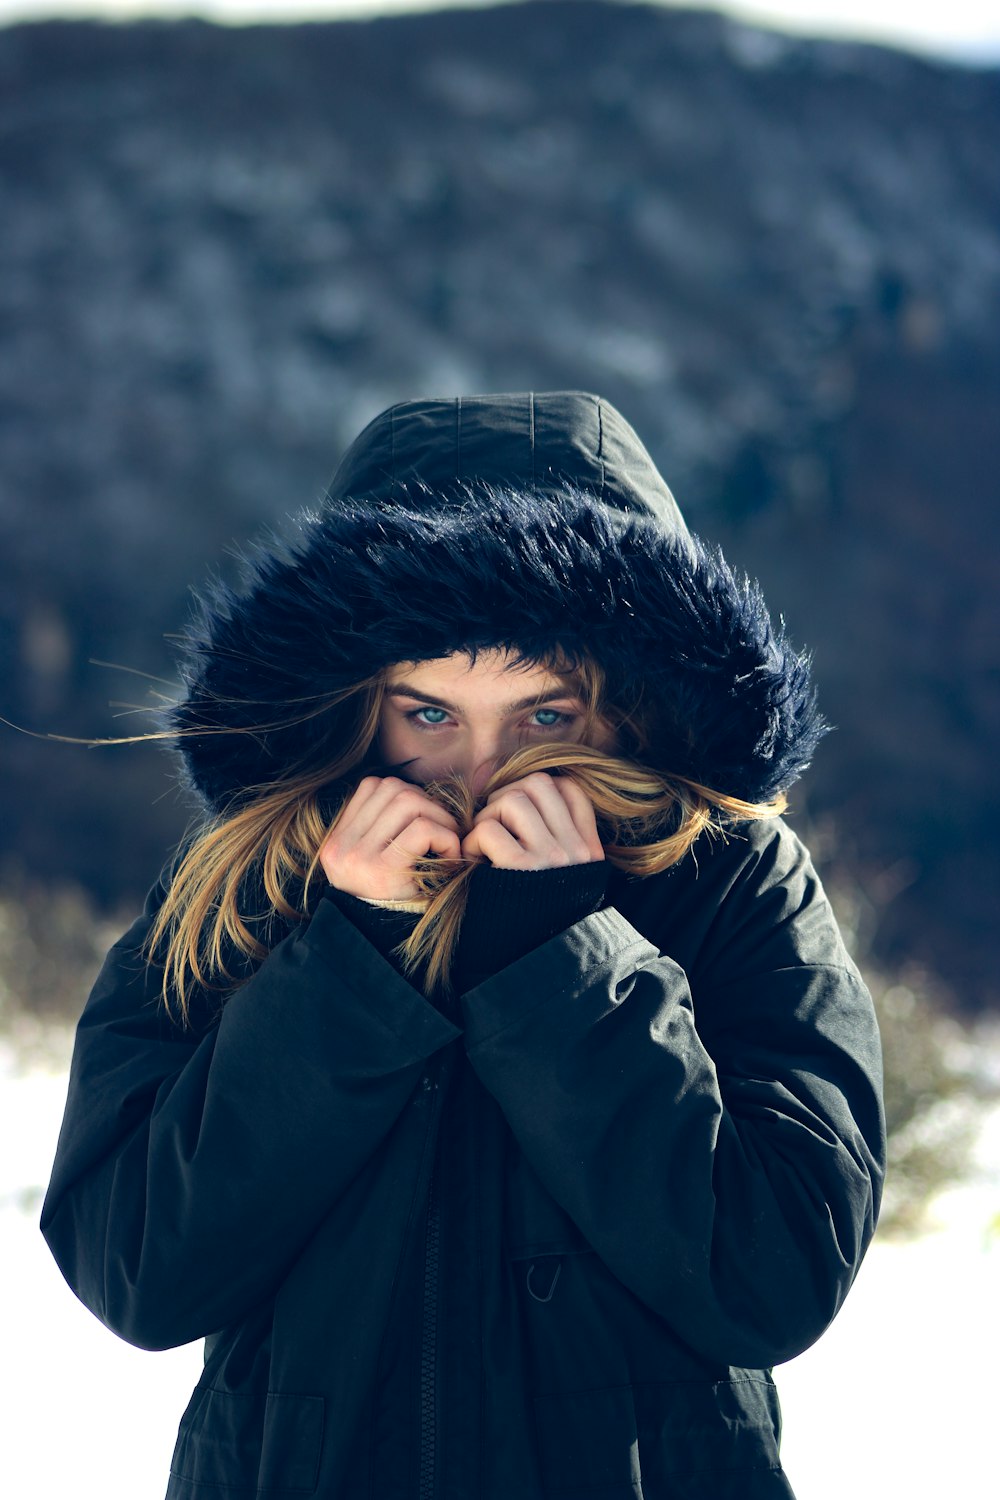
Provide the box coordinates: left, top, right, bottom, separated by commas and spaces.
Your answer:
386, 649, 573, 697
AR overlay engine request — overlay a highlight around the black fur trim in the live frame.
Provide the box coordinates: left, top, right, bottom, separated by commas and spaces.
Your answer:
170, 480, 826, 812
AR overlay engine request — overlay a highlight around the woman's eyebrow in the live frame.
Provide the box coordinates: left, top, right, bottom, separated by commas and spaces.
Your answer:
384, 685, 580, 718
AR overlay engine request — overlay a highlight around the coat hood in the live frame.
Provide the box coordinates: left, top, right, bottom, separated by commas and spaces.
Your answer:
172, 392, 825, 812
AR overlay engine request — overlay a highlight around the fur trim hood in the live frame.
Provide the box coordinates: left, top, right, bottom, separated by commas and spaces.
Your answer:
172, 392, 825, 812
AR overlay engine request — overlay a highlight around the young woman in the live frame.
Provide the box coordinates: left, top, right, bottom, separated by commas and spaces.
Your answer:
41, 392, 885, 1500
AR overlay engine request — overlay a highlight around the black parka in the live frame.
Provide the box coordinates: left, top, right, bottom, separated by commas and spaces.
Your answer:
41, 393, 885, 1500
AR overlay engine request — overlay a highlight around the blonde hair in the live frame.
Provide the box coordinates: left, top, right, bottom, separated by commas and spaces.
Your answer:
145, 653, 786, 1024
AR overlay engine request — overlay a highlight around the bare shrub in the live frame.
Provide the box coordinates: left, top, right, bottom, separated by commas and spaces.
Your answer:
0, 872, 133, 1066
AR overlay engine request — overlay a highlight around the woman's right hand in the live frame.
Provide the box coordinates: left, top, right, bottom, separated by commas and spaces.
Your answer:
319, 776, 462, 902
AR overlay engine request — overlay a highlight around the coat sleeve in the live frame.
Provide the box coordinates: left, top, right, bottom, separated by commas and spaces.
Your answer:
460, 820, 885, 1370
39, 880, 460, 1352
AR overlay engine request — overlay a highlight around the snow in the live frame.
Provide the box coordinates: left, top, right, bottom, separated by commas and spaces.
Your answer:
3, 1050, 998, 1500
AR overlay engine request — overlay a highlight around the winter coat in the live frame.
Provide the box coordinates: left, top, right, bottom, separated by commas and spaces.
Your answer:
41, 392, 885, 1500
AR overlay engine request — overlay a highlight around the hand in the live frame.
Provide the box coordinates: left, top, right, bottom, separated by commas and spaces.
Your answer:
319, 776, 462, 901
461, 772, 605, 870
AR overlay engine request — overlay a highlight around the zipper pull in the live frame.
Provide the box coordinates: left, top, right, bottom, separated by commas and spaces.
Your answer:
526, 1260, 562, 1303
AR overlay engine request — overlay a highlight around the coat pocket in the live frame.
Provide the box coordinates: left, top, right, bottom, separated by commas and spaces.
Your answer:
505, 1146, 594, 1259
531, 1378, 788, 1499
170, 1385, 324, 1495
505, 1146, 597, 1305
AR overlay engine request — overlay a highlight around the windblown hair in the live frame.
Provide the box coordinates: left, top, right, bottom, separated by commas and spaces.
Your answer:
146, 653, 786, 1026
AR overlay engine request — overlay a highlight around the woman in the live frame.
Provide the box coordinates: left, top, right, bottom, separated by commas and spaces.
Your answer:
41, 391, 885, 1500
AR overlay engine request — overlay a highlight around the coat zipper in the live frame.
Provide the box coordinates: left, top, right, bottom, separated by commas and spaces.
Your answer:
418, 1156, 441, 1500
418, 1049, 452, 1500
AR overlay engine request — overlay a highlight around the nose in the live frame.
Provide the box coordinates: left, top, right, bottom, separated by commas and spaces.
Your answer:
469, 752, 502, 798
456, 733, 507, 798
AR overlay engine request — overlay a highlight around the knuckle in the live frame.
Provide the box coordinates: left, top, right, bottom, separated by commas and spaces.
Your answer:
399, 785, 431, 809
411, 798, 450, 827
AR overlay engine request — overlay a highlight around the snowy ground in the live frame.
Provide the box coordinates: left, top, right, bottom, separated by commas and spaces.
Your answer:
3, 1042, 998, 1500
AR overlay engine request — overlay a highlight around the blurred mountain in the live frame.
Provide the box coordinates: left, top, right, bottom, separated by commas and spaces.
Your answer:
1, 2, 998, 1007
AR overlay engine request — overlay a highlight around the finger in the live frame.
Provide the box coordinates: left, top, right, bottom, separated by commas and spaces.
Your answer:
331, 773, 385, 827
518, 772, 604, 861
342, 777, 459, 845
330, 775, 406, 844
475, 788, 554, 850
480, 775, 594, 861
550, 776, 606, 861
461, 819, 534, 869
485, 771, 576, 817
472, 796, 588, 869
382, 815, 462, 866
321, 780, 458, 886
371, 792, 462, 851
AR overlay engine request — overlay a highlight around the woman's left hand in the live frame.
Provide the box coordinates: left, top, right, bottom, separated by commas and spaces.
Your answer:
461, 772, 605, 870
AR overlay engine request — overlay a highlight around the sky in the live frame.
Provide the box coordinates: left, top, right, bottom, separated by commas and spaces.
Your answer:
0, 0, 999, 67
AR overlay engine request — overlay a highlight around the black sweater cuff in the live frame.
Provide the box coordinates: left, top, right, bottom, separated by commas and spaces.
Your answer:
323, 861, 610, 1001
452, 861, 610, 994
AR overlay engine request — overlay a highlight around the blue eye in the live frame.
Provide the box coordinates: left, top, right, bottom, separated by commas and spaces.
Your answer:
530, 709, 574, 729
403, 705, 576, 731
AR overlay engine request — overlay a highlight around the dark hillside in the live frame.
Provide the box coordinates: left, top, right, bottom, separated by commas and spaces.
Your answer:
1, 3, 998, 1006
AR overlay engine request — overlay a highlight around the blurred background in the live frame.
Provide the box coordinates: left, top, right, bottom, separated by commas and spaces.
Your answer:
1, 2, 998, 1497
